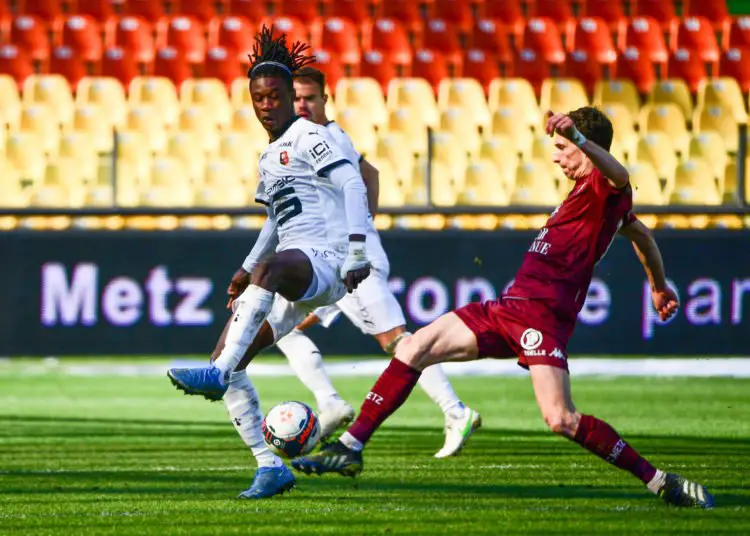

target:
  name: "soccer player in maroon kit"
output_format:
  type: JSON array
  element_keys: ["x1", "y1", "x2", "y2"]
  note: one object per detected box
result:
[{"x1": 293, "y1": 107, "x2": 714, "y2": 508}]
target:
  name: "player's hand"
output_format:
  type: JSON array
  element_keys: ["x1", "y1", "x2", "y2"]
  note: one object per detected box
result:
[
  {"x1": 340, "y1": 241, "x2": 370, "y2": 293},
  {"x1": 227, "y1": 268, "x2": 250, "y2": 310},
  {"x1": 546, "y1": 110, "x2": 580, "y2": 142},
  {"x1": 652, "y1": 287, "x2": 679, "y2": 321}
]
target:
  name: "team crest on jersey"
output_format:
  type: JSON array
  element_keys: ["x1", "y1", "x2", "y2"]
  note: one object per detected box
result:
[
  {"x1": 280, "y1": 151, "x2": 289, "y2": 165},
  {"x1": 520, "y1": 328, "x2": 543, "y2": 350}
]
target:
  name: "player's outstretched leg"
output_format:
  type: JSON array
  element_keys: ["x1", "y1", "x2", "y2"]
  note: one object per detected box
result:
[
  {"x1": 276, "y1": 328, "x2": 354, "y2": 441},
  {"x1": 530, "y1": 364, "x2": 713, "y2": 508}
]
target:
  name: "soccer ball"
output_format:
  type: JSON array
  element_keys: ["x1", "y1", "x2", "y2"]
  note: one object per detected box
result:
[{"x1": 262, "y1": 401, "x2": 321, "y2": 458}]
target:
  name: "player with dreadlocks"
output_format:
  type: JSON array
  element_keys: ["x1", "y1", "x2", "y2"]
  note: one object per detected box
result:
[{"x1": 168, "y1": 26, "x2": 372, "y2": 499}]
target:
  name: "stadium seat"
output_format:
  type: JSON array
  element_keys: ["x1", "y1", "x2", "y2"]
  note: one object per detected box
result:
[
  {"x1": 127, "y1": 104, "x2": 169, "y2": 153},
  {"x1": 114, "y1": 130, "x2": 151, "y2": 182},
  {"x1": 479, "y1": 135, "x2": 520, "y2": 192},
  {"x1": 30, "y1": 183, "x2": 79, "y2": 208},
  {"x1": 328, "y1": 0, "x2": 370, "y2": 25},
  {"x1": 469, "y1": 18, "x2": 513, "y2": 64},
  {"x1": 181, "y1": 78, "x2": 233, "y2": 128},
  {"x1": 227, "y1": 0, "x2": 267, "y2": 21},
  {"x1": 540, "y1": 78, "x2": 589, "y2": 116},
  {"x1": 61, "y1": 15, "x2": 102, "y2": 62},
  {"x1": 458, "y1": 159, "x2": 509, "y2": 206},
  {"x1": 102, "y1": 47, "x2": 139, "y2": 88},
  {"x1": 635, "y1": 0, "x2": 678, "y2": 32},
  {"x1": 626, "y1": 161, "x2": 665, "y2": 205},
  {"x1": 49, "y1": 46, "x2": 87, "y2": 90},
  {"x1": 509, "y1": 48, "x2": 553, "y2": 97},
  {"x1": 335, "y1": 77, "x2": 388, "y2": 129},
  {"x1": 721, "y1": 157, "x2": 740, "y2": 203},
  {"x1": 76, "y1": 0, "x2": 116, "y2": 23},
  {"x1": 424, "y1": 159, "x2": 459, "y2": 207},
  {"x1": 277, "y1": 0, "x2": 320, "y2": 24},
  {"x1": 430, "y1": 0, "x2": 474, "y2": 34},
  {"x1": 534, "y1": 0, "x2": 575, "y2": 29},
  {"x1": 0, "y1": 74, "x2": 21, "y2": 129},
  {"x1": 490, "y1": 107, "x2": 534, "y2": 158},
  {"x1": 366, "y1": 157, "x2": 405, "y2": 207},
  {"x1": 649, "y1": 78, "x2": 694, "y2": 122},
  {"x1": 208, "y1": 16, "x2": 254, "y2": 63},
  {"x1": 387, "y1": 78, "x2": 439, "y2": 127},
  {"x1": 59, "y1": 130, "x2": 98, "y2": 183},
  {"x1": 364, "y1": 18, "x2": 412, "y2": 66},
  {"x1": 71, "y1": 103, "x2": 116, "y2": 152},
  {"x1": 17, "y1": 0, "x2": 61, "y2": 20},
  {"x1": 42, "y1": 156, "x2": 85, "y2": 193},
  {"x1": 719, "y1": 48, "x2": 750, "y2": 94},
  {"x1": 320, "y1": 17, "x2": 360, "y2": 65},
  {"x1": 675, "y1": 17, "x2": 720, "y2": 63},
  {"x1": 511, "y1": 160, "x2": 562, "y2": 205},
  {"x1": 462, "y1": 49, "x2": 502, "y2": 95},
  {"x1": 0, "y1": 166, "x2": 28, "y2": 207},
  {"x1": 22, "y1": 74, "x2": 74, "y2": 126},
  {"x1": 564, "y1": 50, "x2": 604, "y2": 96},
  {"x1": 308, "y1": 49, "x2": 344, "y2": 94},
  {"x1": 684, "y1": 0, "x2": 731, "y2": 31},
  {"x1": 688, "y1": 131, "x2": 727, "y2": 183},
  {"x1": 437, "y1": 78, "x2": 491, "y2": 131},
  {"x1": 154, "y1": 47, "x2": 192, "y2": 89},
  {"x1": 521, "y1": 17, "x2": 565, "y2": 64},
  {"x1": 584, "y1": 0, "x2": 627, "y2": 32},
  {"x1": 723, "y1": 17, "x2": 750, "y2": 50},
  {"x1": 203, "y1": 46, "x2": 244, "y2": 88},
  {"x1": 387, "y1": 107, "x2": 429, "y2": 156},
  {"x1": 697, "y1": 77, "x2": 748, "y2": 123},
  {"x1": 358, "y1": 50, "x2": 398, "y2": 93},
  {"x1": 422, "y1": 18, "x2": 463, "y2": 69},
  {"x1": 179, "y1": 105, "x2": 220, "y2": 153},
  {"x1": 6, "y1": 131, "x2": 46, "y2": 185},
  {"x1": 231, "y1": 106, "x2": 271, "y2": 151},
  {"x1": 614, "y1": 46, "x2": 656, "y2": 95},
  {"x1": 19, "y1": 104, "x2": 60, "y2": 156},
  {"x1": 669, "y1": 159, "x2": 721, "y2": 205},
  {"x1": 334, "y1": 108, "x2": 378, "y2": 155},
  {"x1": 108, "y1": 15, "x2": 155, "y2": 64},
  {"x1": 143, "y1": 157, "x2": 194, "y2": 207},
  {"x1": 430, "y1": 131, "x2": 469, "y2": 188},
  {"x1": 693, "y1": 105, "x2": 739, "y2": 153},
  {"x1": 439, "y1": 108, "x2": 481, "y2": 158},
  {"x1": 259, "y1": 16, "x2": 310, "y2": 49},
  {"x1": 594, "y1": 79, "x2": 641, "y2": 120},
  {"x1": 125, "y1": 0, "x2": 166, "y2": 22},
  {"x1": 639, "y1": 103, "x2": 690, "y2": 154},
  {"x1": 379, "y1": 0, "x2": 423, "y2": 34},
  {"x1": 599, "y1": 102, "x2": 638, "y2": 155},
  {"x1": 219, "y1": 131, "x2": 259, "y2": 182},
  {"x1": 487, "y1": 77, "x2": 541, "y2": 131},
  {"x1": 159, "y1": 16, "x2": 207, "y2": 64},
  {"x1": 634, "y1": 132, "x2": 678, "y2": 188},
  {"x1": 10, "y1": 15, "x2": 51, "y2": 64},
  {"x1": 666, "y1": 48, "x2": 707, "y2": 94},
  {"x1": 570, "y1": 17, "x2": 617, "y2": 64},
  {"x1": 175, "y1": 0, "x2": 216, "y2": 24},
  {"x1": 376, "y1": 132, "x2": 415, "y2": 191},
  {"x1": 230, "y1": 76, "x2": 252, "y2": 108},
  {"x1": 621, "y1": 16, "x2": 668, "y2": 63},
  {"x1": 166, "y1": 131, "x2": 206, "y2": 184},
  {"x1": 196, "y1": 158, "x2": 249, "y2": 207}
]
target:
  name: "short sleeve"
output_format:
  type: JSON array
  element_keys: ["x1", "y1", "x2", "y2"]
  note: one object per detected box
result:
[
  {"x1": 297, "y1": 128, "x2": 350, "y2": 176},
  {"x1": 254, "y1": 178, "x2": 269, "y2": 206}
]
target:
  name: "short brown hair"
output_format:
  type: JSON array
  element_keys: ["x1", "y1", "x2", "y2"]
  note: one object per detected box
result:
[
  {"x1": 568, "y1": 106, "x2": 613, "y2": 151},
  {"x1": 293, "y1": 66, "x2": 326, "y2": 96}
]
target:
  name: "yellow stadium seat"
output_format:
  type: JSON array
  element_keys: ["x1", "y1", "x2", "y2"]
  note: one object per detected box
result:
[
  {"x1": 334, "y1": 78, "x2": 388, "y2": 129},
  {"x1": 0, "y1": 164, "x2": 28, "y2": 207},
  {"x1": 196, "y1": 158, "x2": 248, "y2": 207},
  {"x1": 479, "y1": 135, "x2": 519, "y2": 192},
  {"x1": 19, "y1": 104, "x2": 60, "y2": 156},
  {"x1": 722, "y1": 157, "x2": 738, "y2": 203},
  {"x1": 626, "y1": 162, "x2": 665, "y2": 205},
  {"x1": 29, "y1": 183, "x2": 76, "y2": 208},
  {"x1": 639, "y1": 103, "x2": 690, "y2": 154},
  {"x1": 511, "y1": 161, "x2": 562, "y2": 205},
  {"x1": 178, "y1": 105, "x2": 220, "y2": 154},
  {"x1": 83, "y1": 183, "x2": 115, "y2": 207},
  {"x1": 72, "y1": 104, "x2": 115, "y2": 152},
  {"x1": 220, "y1": 131, "x2": 259, "y2": 182},
  {"x1": 22, "y1": 74, "x2": 74, "y2": 126},
  {"x1": 697, "y1": 77, "x2": 748, "y2": 123},
  {"x1": 437, "y1": 78, "x2": 491, "y2": 131},
  {"x1": 115, "y1": 129, "x2": 151, "y2": 183},
  {"x1": 490, "y1": 107, "x2": 533, "y2": 158},
  {"x1": 76, "y1": 77, "x2": 127, "y2": 127},
  {"x1": 540, "y1": 78, "x2": 589, "y2": 118},
  {"x1": 59, "y1": 131, "x2": 98, "y2": 184},
  {"x1": 111, "y1": 160, "x2": 140, "y2": 207},
  {"x1": 143, "y1": 157, "x2": 193, "y2": 207},
  {"x1": 375, "y1": 132, "x2": 414, "y2": 191},
  {"x1": 386, "y1": 78, "x2": 438, "y2": 128},
  {"x1": 458, "y1": 159, "x2": 509, "y2": 206},
  {"x1": 366, "y1": 157, "x2": 405, "y2": 207},
  {"x1": 43, "y1": 156, "x2": 84, "y2": 193},
  {"x1": 594, "y1": 79, "x2": 642, "y2": 120},
  {"x1": 487, "y1": 78, "x2": 540, "y2": 130},
  {"x1": 231, "y1": 77, "x2": 252, "y2": 108},
  {"x1": 688, "y1": 132, "x2": 726, "y2": 183},
  {"x1": 648, "y1": 79, "x2": 693, "y2": 122},
  {"x1": 387, "y1": 107, "x2": 429, "y2": 156},
  {"x1": 431, "y1": 131, "x2": 468, "y2": 189},
  {"x1": 231, "y1": 105, "x2": 271, "y2": 151},
  {"x1": 335, "y1": 108, "x2": 378, "y2": 156},
  {"x1": 634, "y1": 132, "x2": 678, "y2": 190},
  {"x1": 167, "y1": 131, "x2": 206, "y2": 184},
  {"x1": 439, "y1": 107, "x2": 482, "y2": 157},
  {"x1": 129, "y1": 76, "x2": 180, "y2": 127},
  {"x1": 599, "y1": 103, "x2": 638, "y2": 156},
  {"x1": 0, "y1": 75, "x2": 22, "y2": 130},
  {"x1": 693, "y1": 105, "x2": 739, "y2": 153},
  {"x1": 127, "y1": 104, "x2": 169, "y2": 153},
  {"x1": 609, "y1": 139, "x2": 626, "y2": 164},
  {"x1": 429, "y1": 161, "x2": 458, "y2": 207},
  {"x1": 669, "y1": 159, "x2": 721, "y2": 205},
  {"x1": 6, "y1": 131, "x2": 45, "y2": 185},
  {"x1": 181, "y1": 78, "x2": 233, "y2": 128}
]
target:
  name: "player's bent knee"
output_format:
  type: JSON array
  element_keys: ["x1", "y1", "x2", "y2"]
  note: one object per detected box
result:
[{"x1": 542, "y1": 409, "x2": 579, "y2": 438}]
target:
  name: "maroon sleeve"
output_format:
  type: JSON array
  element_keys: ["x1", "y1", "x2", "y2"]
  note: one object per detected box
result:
[{"x1": 622, "y1": 212, "x2": 637, "y2": 227}]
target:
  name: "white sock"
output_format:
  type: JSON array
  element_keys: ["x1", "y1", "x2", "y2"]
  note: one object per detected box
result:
[
  {"x1": 339, "y1": 431, "x2": 364, "y2": 452},
  {"x1": 224, "y1": 370, "x2": 283, "y2": 468},
  {"x1": 213, "y1": 285, "x2": 274, "y2": 382},
  {"x1": 276, "y1": 328, "x2": 341, "y2": 411},
  {"x1": 647, "y1": 469, "x2": 666, "y2": 494},
  {"x1": 418, "y1": 364, "x2": 465, "y2": 417}
]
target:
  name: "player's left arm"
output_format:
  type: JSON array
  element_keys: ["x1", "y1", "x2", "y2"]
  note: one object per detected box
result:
[
  {"x1": 359, "y1": 157, "x2": 380, "y2": 217},
  {"x1": 546, "y1": 110, "x2": 629, "y2": 188},
  {"x1": 619, "y1": 216, "x2": 679, "y2": 321}
]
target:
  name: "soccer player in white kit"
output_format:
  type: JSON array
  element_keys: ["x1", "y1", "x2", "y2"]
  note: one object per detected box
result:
[
  {"x1": 168, "y1": 27, "x2": 372, "y2": 499},
  {"x1": 274, "y1": 67, "x2": 482, "y2": 458}
]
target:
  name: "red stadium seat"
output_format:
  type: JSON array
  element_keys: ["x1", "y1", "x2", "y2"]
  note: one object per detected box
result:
[
  {"x1": 431, "y1": 0, "x2": 474, "y2": 34},
  {"x1": 482, "y1": 0, "x2": 525, "y2": 38},
  {"x1": 320, "y1": 17, "x2": 360, "y2": 65},
  {"x1": 469, "y1": 18, "x2": 512, "y2": 63},
  {"x1": 522, "y1": 17, "x2": 565, "y2": 64},
  {"x1": 75, "y1": 0, "x2": 116, "y2": 23},
  {"x1": 635, "y1": 0, "x2": 678, "y2": 32},
  {"x1": 720, "y1": 48, "x2": 750, "y2": 93},
  {"x1": 173, "y1": 0, "x2": 216, "y2": 24},
  {"x1": 260, "y1": 16, "x2": 309, "y2": 47},
  {"x1": 125, "y1": 0, "x2": 166, "y2": 22},
  {"x1": 622, "y1": 16, "x2": 668, "y2": 63},
  {"x1": 228, "y1": 0, "x2": 267, "y2": 20},
  {"x1": 61, "y1": 15, "x2": 102, "y2": 62},
  {"x1": 159, "y1": 16, "x2": 207, "y2": 64},
  {"x1": 675, "y1": 17, "x2": 720, "y2": 63},
  {"x1": 50, "y1": 45, "x2": 87, "y2": 90},
  {"x1": 17, "y1": 0, "x2": 62, "y2": 20},
  {"x1": 359, "y1": 49, "x2": 397, "y2": 93},
  {"x1": 204, "y1": 46, "x2": 243, "y2": 87},
  {"x1": 0, "y1": 44, "x2": 34, "y2": 90},
  {"x1": 10, "y1": 15, "x2": 51, "y2": 63},
  {"x1": 462, "y1": 49, "x2": 501, "y2": 94},
  {"x1": 724, "y1": 17, "x2": 750, "y2": 51},
  {"x1": 685, "y1": 0, "x2": 730, "y2": 31},
  {"x1": 510, "y1": 48, "x2": 552, "y2": 96},
  {"x1": 365, "y1": 18, "x2": 412, "y2": 66},
  {"x1": 327, "y1": 0, "x2": 370, "y2": 25},
  {"x1": 615, "y1": 46, "x2": 656, "y2": 95},
  {"x1": 279, "y1": 0, "x2": 320, "y2": 23},
  {"x1": 570, "y1": 17, "x2": 617, "y2": 64},
  {"x1": 422, "y1": 19, "x2": 462, "y2": 66},
  {"x1": 108, "y1": 16, "x2": 155, "y2": 64},
  {"x1": 154, "y1": 46, "x2": 192, "y2": 88},
  {"x1": 534, "y1": 0, "x2": 574, "y2": 23},
  {"x1": 208, "y1": 16, "x2": 255, "y2": 63},
  {"x1": 584, "y1": 0, "x2": 626, "y2": 31},
  {"x1": 102, "y1": 46, "x2": 140, "y2": 88},
  {"x1": 411, "y1": 49, "x2": 450, "y2": 95},
  {"x1": 564, "y1": 49, "x2": 604, "y2": 96},
  {"x1": 311, "y1": 48, "x2": 346, "y2": 91},
  {"x1": 380, "y1": 0, "x2": 422, "y2": 33},
  {"x1": 667, "y1": 48, "x2": 708, "y2": 94}
]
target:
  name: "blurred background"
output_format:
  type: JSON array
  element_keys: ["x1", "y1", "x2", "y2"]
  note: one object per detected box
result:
[{"x1": 1, "y1": 0, "x2": 749, "y2": 358}]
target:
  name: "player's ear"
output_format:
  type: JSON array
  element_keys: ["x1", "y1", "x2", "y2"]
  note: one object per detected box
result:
[{"x1": 323, "y1": 93, "x2": 328, "y2": 105}]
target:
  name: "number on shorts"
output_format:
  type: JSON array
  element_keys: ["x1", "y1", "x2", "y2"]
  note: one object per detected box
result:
[{"x1": 272, "y1": 187, "x2": 302, "y2": 227}]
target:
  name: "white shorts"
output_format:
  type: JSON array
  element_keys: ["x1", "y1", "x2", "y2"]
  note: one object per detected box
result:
[
  {"x1": 265, "y1": 246, "x2": 346, "y2": 342},
  {"x1": 312, "y1": 268, "x2": 406, "y2": 336}
]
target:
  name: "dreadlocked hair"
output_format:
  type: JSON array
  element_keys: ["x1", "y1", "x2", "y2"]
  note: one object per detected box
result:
[{"x1": 247, "y1": 25, "x2": 315, "y2": 87}]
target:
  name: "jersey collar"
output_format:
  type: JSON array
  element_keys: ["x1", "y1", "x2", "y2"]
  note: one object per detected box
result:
[{"x1": 271, "y1": 115, "x2": 300, "y2": 142}]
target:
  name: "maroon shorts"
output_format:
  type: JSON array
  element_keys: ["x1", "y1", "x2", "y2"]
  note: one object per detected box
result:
[{"x1": 454, "y1": 297, "x2": 572, "y2": 372}]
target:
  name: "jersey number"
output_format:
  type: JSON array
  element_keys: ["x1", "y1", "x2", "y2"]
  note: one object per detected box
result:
[{"x1": 272, "y1": 187, "x2": 302, "y2": 227}]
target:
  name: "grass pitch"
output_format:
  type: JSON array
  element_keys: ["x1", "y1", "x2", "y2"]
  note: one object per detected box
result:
[{"x1": 0, "y1": 360, "x2": 748, "y2": 535}]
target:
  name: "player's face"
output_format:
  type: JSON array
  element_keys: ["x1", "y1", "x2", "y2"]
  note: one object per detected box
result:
[
  {"x1": 250, "y1": 76, "x2": 294, "y2": 136},
  {"x1": 293, "y1": 80, "x2": 328, "y2": 124},
  {"x1": 552, "y1": 135, "x2": 586, "y2": 180}
]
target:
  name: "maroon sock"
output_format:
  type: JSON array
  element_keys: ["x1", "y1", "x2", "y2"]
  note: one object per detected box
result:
[
  {"x1": 573, "y1": 414, "x2": 657, "y2": 485},
  {"x1": 347, "y1": 359, "x2": 422, "y2": 445}
]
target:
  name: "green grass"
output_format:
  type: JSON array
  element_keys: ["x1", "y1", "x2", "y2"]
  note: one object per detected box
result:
[{"x1": 0, "y1": 365, "x2": 749, "y2": 535}]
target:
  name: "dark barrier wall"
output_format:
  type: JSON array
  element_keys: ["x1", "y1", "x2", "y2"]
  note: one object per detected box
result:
[{"x1": 1, "y1": 230, "x2": 749, "y2": 356}]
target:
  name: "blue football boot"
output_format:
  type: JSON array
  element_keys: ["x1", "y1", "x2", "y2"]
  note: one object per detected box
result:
[
  {"x1": 167, "y1": 365, "x2": 228, "y2": 401},
  {"x1": 237, "y1": 465, "x2": 296, "y2": 499}
]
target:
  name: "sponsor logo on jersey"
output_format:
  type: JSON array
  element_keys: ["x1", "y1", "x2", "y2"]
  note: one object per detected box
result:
[
  {"x1": 265, "y1": 176, "x2": 296, "y2": 196},
  {"x1": 278, "y1": 140, "x2": 293, "y2": 148},
  {"x1": 309, "y1": 139, "x2": 333, "y2": 164},
  {"x1": 550, "y1": 347, "x2": 566, "y2": 360},
  {"x1": 528, "y1": 227, "x2": 551, "y2": 255},
  {"x1": 280, "y1": 150, "x2": 289, "y2": 165},
  {"x1": 520, "y1": 328, "x2": 543, "y2": 350}
]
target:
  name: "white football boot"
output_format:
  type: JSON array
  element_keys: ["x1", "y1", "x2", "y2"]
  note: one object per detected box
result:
[
  {"x1": 318, "y1": 399, "x2": 355, "y2": 443},
  {"x1": 434, "y1": 405, "x2": 482, "y2": 458}
]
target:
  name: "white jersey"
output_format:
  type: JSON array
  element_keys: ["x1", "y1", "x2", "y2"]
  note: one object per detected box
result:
[{"x1": 255, "y1": 117, "x2": 353, "y2": 252}]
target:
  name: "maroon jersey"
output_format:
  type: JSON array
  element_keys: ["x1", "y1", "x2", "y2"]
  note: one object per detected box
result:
[{"x1": 506, "y1": 168, "x2": 635, "y2": 324}]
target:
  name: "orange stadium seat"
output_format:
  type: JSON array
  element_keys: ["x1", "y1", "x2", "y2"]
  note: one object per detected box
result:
[
  {"x1": 10, "y1": 15, "x2": 51, "y2": 64},
  {"x1": 312, "y1": 48, "x2": 346, "y2": 91},
  {"x1": 380, "y1": 0, "x2": 423, "y2": 34},
  {"x1": 17, "y1": 0, "x2": 62, "y2": 20},
  {"x1": 521, "y1": 17, "x2": 565, "y2": 64},
  {"x1": 635, "y1": 0, "x2": 678, "y2": 32},
  {"x1": 482, "y1": 0, "x2": 525, "y2": 39},
  {"x1": 719, "y1": 48, "x2": 750, "y2": 93},
  {"x1": 462, "y1": 49, "x2": 501, "y2": 94},
  {"x1": 534, "y1": 0, "x2": 574, "y2": 28},
  {"x1": 174, "y1": 0, "x2": 216, "y2": 24},
  {"x1": 365, "y1": 18, "x2": 412, "y2": 66},
  {"x1": 159, "y1": 16, "x2": 206, "y2": 64},
  {"x1": 666, "y1": 48, "x2": 707, "y2": 94},
  {"x1": 125, "y1": 0, "x2": 166, "y2": 22},
  {"x1": 412, "y1": 49, "x2": 450, "y2": 94},
  {"x1": 204, "y1": 46, "x2": 244, "y2": 88},
  {"x1": 279, "y1": 0, "x2": 320, "y2": 24},
  {"x1": 0, "y1": 0, "x2": 9, "y2": 40},
  {"x1": 684, "y1": 0, "x2": 731, "y2": 31},
  {"x1": 61, "y1": 15, "x2": 102, "y2": 62},
  {"x1": 102, "y1": 47, "x2": 139, "y2": 87},
  {"x1": 469, "y1": 18, "x2": 513, "y2": 64},
  {"x1": 359, "y1": 50, "x2": 397, "y2": 93},
  {"x1": 76, "y1": 0, "x2": 116, "y2": 23},
  {"x1": 154, "y1": 47, "x2": 192, "y2": 89},
  {"x1": 260, "y1": 16, "x2": 310, "y2": 48},
  {"x1": 431, "y1": 0, "x2": 474, "y2": 34},
  {"x1": 570, "y1": 17, "x2": 617, "y2": 64},
  {"x1": 564, "y1": 50, "x2": 604, "y2": 96},
  {"x1": 227, "y1": 0, "x2": 267, "y2": 20},
  {"x1": 584, "y1": 0, "x2": 627, "y2": 32},
  {"x1": 328, "y1": 0, "x2": 370, "y2": 25},
  {"x1": 422, "y1": 19, "x2": 462, "y2": 67},
  {"x1": 320, "y1": 17, "x2": 360, "y2": 65},
  {"x1": 49, "y1": 45, "x2": 86, "y2": 90},
  {"x1": 724, "y1": 17, "x2": 750, "y2": 50},
  {"x1": 108, "y1": 15, "x2": 155, "y2": 64},
  {"x1": 621, "y1": 16, "x2": 668, "y2": 63},
  {"x1": 208, "y1": 16, "x2": 255, "y2": 63},
  {"x1": 510, "y1": 48, "x2": 553, "y2": 96},
  {"x1": 675, "y1": 17, "x2": 720, "y2": 63},
  {"x1": 614, "y1": 46, "x2": 656, "y2": 95}
]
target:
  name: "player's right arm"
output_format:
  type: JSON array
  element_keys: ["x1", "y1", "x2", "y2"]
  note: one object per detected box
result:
[
  {"x1": 619, "y1": 217, "x2": 679, "y2": 320},
  {"x1": 359, "y1": 157, "x2": 380, "y2": 216}
]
